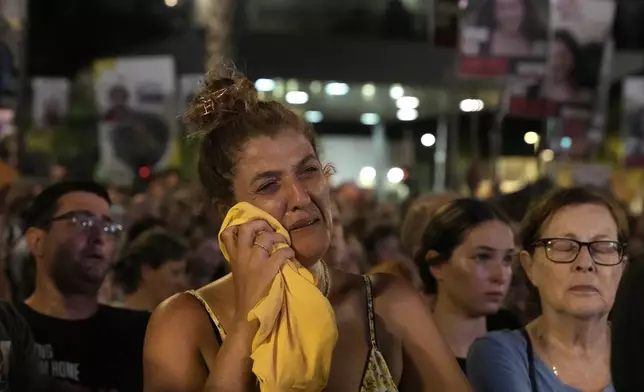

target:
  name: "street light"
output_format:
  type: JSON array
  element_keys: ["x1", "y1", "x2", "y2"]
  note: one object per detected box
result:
[{"x1": 524, "y1": 131, "x2": 539, "y2": 145}]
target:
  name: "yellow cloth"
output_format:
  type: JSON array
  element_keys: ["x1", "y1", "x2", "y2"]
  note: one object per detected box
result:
[{"x1": 218, "y1": 202, "x2": 338, "y2": 392}]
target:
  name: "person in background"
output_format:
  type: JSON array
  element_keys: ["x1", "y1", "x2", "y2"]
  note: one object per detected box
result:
[
  {"x1": 0, "y1": 185, "x2": 47, "y2": 391},
  {"x1": 468, "y1": 187, "x2": 626, "y2": 392},
  {"x1": 344, "y1": 232, "x2": 368, "y2": 274},
  {"x1": 185, "y1": 252, "x2": 228, "y2": 290},
  {"x1": 160, "y1": 189, "x2": 193, "y2": 236},
  {"x1": 114, "y1": 228, "x2": 188, "y2": 312},
  {"x1": 399, "y1": 192, "x2": 458, "y2": 294},
  {"x1": 324, "y1": 201, "x2": 357, "y2": 273},
  {"x1": 611, "y1": 257, "x2": 644, "y2": 391},
  {"x1": 18, "y1": 181, "x2": 150, "y2": 392},
  {"x1": 158, "y1": 168, "x2": 182, "y2": 190},
  {"x1": 364, "y1": 225, "x2": 406, "y2": 268},
  {"x1": 415, "y1": 198, "x2": 520, "y2": 372},
  {"x1": 97, "y1": 217, "x2": 168, "y2": 306},
  {"x1": 125, "y1": 216, "x2": 167, "y2": 245},
  {"x1": 400, "y1": 193, "x2": 458, "y2": 258},
  {"x1": 365, "y1": 225, "x2": 419, "y2": 288}
]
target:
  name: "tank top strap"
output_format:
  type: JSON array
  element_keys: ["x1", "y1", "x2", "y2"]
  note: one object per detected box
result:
[
  {"x1": 185, "y1": 290, "x2": 227, "y2": 343},
  {"x1": 362, "y1": 275, "x2": 378, "y2": 348}
]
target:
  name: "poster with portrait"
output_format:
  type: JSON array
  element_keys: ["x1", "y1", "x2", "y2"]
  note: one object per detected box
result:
[
  {"x1": 622, "y1": 77, "x2": 644, "y2": 168},
  {"x1": 93, "y1": 56, "x2": 176, "y2": 185},
  {"x1": 0, "y1": 0, "x2": 23, "y2": 104},
  {"x1": 542, "y1": 0, "x2": 616, "y2": 158},
  {"x1": 31, "y1": 78, "x2": 70, "y2": 129},
  {"x1": 458, "y1": 0, "x2": 549, "y2": 78}
]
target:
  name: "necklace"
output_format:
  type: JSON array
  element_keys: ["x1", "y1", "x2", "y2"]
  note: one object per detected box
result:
[
  {"x1": 318, "y1": 260, "x2": 331, "y2": 297},
  {"x1": 534, "y1": 323, "x2": 560, "y2": 376}
]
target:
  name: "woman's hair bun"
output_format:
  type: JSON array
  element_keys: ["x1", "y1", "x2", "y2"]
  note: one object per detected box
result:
[{"x1": 183, "y1": 62, "x2": 259, "y2": 133}]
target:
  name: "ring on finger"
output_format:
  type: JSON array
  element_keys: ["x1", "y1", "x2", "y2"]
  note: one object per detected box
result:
[{"x1": 253, "y1": 240, "x2": 270, "y2": 254}]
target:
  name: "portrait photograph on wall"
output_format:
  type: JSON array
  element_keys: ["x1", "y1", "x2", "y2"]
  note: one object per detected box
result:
[
  {"x1": 459, "y1": 0, "x2": 549, "y2": 78},
  {"x1": 93, "y1": 56, "x2": 176, "y2": 185}
]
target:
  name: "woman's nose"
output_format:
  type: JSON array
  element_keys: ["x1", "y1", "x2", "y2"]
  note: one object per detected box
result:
[
  {"x1": 490, "y1": 262, "x2": 511, "y2": 284},
  {"x1": 285, "y1": 179, "x2": 311, "y2": 208}
]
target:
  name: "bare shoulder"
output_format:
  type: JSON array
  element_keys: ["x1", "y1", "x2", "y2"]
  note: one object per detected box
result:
[
  {"x1": 149, "y1": 276, "x2": 234, "y2": 340},
  {"x1": 368, "y1": 273, "x2": 432, "y2": 334},
  {"x1": 144, "y1": 279, "x2": 234, "y2": 392},
  {"x1": 147, "y1": 292, "x2": 213, "y2": 342}
]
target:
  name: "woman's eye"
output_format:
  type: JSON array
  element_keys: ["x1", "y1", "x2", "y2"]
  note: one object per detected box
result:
[
  {"x1": 257, "y1": 182, "x2": 278, "y2": 193},
  {"x1": 303, "y1": 166, "x2": 319, "y2": 174}
]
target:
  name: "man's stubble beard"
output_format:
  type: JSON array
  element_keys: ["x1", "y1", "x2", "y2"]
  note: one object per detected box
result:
[{"x1": 49, "y1": 246, "x2": 106, "y2": 296}]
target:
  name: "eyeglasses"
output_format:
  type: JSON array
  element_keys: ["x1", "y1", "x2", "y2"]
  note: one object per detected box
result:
[
  {"x1": 531, "y1": 238, "x2": 626, "y2": 266},
  {"x1": 50, "y1": 211, "x2": 123, "y2": 238}
]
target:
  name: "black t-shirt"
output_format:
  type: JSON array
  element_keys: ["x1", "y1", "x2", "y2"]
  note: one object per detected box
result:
[
  {"x1": 0, "y1": 302, "x2": 43, "y2": 391},
  {"x1": 455, "y1": 308, "x2": 522, "y2": 373},
  {"x1": 611, "y1": 259, "x2": 644, "y2": 392},
  {"x1": 15, "y1": 302, "x2": 150, "y2": 392}
]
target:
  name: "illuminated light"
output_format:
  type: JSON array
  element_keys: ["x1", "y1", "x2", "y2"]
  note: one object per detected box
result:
[
  {"x1": 396, "y1": 96, "x2": 419, "y2": 109},
  {"x1": 362, "y1": 83, "x2": 376, "y2": 98},
  {"x1": 524, "y1": 131, "x2": 540, "y2": 145},
  {"x1": 459, "y1": 99, "x2": 473, "y2": 112},
  {"x1": 305, "y1": 111, "x2": 323, "y2": 123},
  {"x1": 396, "y1": 108, "x2": 418, "y2": 121},
  {"x1": 459, "y1": 98, "x2": 484, "y2": 112},
  {"x1": 387, "y1": 167, "x2": 405, "y2": 184},
  {"x1": 285, "y1": 91, "x2": 308, "y2": 105},
  {"x1": 165, "y1": 0, "x2": 178, "y2": 7},
  {"x1": 324, "y1": 82, "x2": 349, "y2": 96},
  {"x1": 358, "y1": 166, "x2": 377, "y2": 188},
  {"x1": 389, "y1": 84, "x2": 404, "y2": 99},
  {"x1": 359, "y1": 166, "x2": 377, "y2": 182},
  {"x1": 421, "y1": 133, "x2": 436, "y2": 147},
  {"x1": 360, "y1": 113, "x2": 380, "y2": 125},
  {"x1": 138, "y1": 166, "x2": 151, "y2": 179},
  {"x1": 540, "y1": 149, "x2": 554, "y2": 162},
  {"x1": 560, "y1": 137, "x2": 572, "y2": 150},
  {"x1": 255, "y1": 78, "x2": 276, "y2": 92}
]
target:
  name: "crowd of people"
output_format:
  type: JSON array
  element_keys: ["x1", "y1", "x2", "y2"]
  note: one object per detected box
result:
[{"x1": 0, "y1": 64, "x2": 643, "y2": 391}]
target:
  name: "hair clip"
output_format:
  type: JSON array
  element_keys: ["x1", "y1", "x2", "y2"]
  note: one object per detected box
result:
[{"x1": 202, "y1": 98, "x2": 215, "y2": 116}]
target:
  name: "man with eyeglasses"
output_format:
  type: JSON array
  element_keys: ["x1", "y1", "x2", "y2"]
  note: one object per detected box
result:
[{"x1": 15, "y1": 181, "x2": 150, "y2": 392}]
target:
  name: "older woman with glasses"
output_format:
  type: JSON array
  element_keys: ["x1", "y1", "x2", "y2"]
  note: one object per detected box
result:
[{"x1": 467, "y1": 187, "x2": 627, "y2": 392}]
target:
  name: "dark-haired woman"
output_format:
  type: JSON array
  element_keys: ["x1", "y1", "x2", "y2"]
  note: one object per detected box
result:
[
  {"x1": 544, "y1": 30, "x2": 592, "y2": 103},
  {"x1": 476, "y1": 0, "x2": 547, "y2": 57},
  {"x1": 415, "y1": 198, "x2": 520, "y2": 372},
  {"x1": 468, "y1": 188, "x2": 625, "y2": 392},
  {"x1": 115, "y1": 228, "x2": 188, "y2": 312},
  {"x1": 142, "y1": 68, "x2": 471, "y2": 392}
]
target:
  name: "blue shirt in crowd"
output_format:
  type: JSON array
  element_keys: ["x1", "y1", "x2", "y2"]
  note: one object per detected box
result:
[{"x1": 467, "y1": 330, "x2": 615, "y2": 392}]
